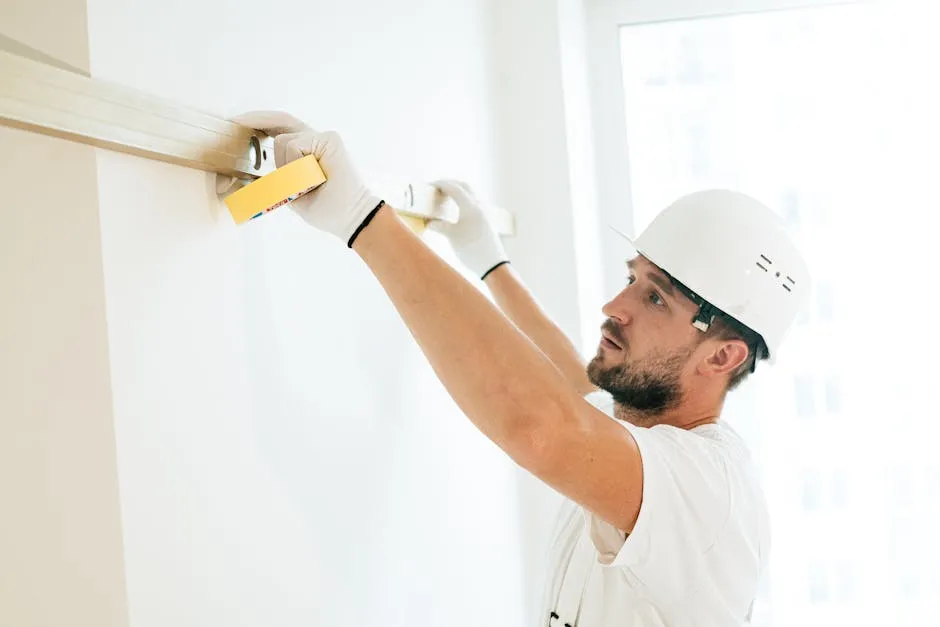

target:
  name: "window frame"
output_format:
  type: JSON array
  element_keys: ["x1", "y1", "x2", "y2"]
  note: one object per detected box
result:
[{"x1": 582, "y1": 0, "x2": 865, "y2": 297}]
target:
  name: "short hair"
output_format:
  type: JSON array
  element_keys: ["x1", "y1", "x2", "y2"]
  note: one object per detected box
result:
[{"x1": 701, "y1": 313, "x2": 767, "y2": 391}]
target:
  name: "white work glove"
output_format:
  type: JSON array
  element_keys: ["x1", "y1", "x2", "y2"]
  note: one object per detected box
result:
[
  {"x1": 431, "y1": 179, "x2": 509, "y2": 280},
  {"x1": 230, "y1": 111, "x2": 384, "y2": 247}
]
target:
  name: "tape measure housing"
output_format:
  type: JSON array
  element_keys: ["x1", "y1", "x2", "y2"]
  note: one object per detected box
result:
[{"x1": 223, "y1": 155, "x2": 327, "y2": 224}]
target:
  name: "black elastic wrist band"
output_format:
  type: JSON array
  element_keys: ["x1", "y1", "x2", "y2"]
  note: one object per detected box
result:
[
  {"x1": 481, "y1": 260, "x2": 510, "y2": 281},
  {"x1": 347, "y1": 200, "x2": 386, "y2": 248}
]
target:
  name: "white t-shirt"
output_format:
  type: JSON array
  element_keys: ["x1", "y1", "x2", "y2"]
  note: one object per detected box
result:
[{"x1": 537, "y1": 389, "x2": 770, "y2": 627}]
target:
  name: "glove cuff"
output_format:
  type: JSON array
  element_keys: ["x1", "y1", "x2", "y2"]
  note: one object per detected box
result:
[
  {"x1": 461, "y1": 236, "x2": 509, "y2": 279},
  {"x1": 347, "y1": 200, "x2": 386, "y2": 248},
  {"x1": 480, "y1": 260, "x2": 510, "y2": 281}
]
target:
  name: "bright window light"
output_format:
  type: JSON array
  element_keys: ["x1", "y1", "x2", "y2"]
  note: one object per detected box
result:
[{"x1": 620, "y1": 3, "x2": 940, "y2": 626}]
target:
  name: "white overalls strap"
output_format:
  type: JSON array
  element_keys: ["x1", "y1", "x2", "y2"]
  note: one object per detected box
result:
[{"x1": 549, "y1": 527, "x2": 595, "y2": 627}]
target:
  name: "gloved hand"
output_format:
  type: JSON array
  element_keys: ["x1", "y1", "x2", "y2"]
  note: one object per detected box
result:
[
  {"x1": 431, "y1": 179, "x2": 509, "y2": 280},
  {"x1": 230, "y1": 111, "x2": 384, "y2": 247}
]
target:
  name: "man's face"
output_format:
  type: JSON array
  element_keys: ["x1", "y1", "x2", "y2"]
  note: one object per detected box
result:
[{"x1": 587, "y1": 255, "x2": 703, "y2": 417}]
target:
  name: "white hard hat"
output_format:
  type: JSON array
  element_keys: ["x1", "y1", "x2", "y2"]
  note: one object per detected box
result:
[{"x1": 619, "y1": 189, "x2": 812, "y2": 364}]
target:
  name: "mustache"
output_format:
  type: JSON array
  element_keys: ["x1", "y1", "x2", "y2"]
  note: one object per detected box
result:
[{"x1": 601, "y1": 319, "x2": 627, "y2": 348}]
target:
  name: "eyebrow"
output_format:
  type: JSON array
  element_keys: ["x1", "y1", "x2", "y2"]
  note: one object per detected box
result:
[{"x1": 627, "y1": 259, "x2": 678, "y2": 300}]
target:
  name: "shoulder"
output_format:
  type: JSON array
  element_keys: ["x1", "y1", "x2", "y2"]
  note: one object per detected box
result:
[
  {"x1": 587, "y1": 386, "x2": 754, "y2": 472},
  {"x1": 582, "y1": 388, "x2": 762, "y2": 516}
]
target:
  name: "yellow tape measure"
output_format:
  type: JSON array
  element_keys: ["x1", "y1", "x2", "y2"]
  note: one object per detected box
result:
[
  {"x1": 222, "y1": 155, "x2": 430, "y2": 236},
  {"x1": 223, "y1": 155, "x2": 327, "y2": 224}
]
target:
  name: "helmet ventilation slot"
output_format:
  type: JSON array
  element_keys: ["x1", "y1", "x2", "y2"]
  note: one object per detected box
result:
[{"x1": 757, "y1": 254, "x2": 797, "y2": 293}]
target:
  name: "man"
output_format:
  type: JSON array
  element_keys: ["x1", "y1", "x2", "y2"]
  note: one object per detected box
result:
[{"x1": 234, "y1": 112, "x2": 811, "y2": 626}]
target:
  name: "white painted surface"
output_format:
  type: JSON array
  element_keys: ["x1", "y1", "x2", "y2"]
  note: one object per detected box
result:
[
  {"x1": 0, "y1": 0, "x2": 89, "y2": 71},
  {"x1": 484, "y1": 0, "x2": 585, "y2": 350},
  {"x1": 585, "y1": 1, "x2": 642, "y2": 300},
  {"x1": 482, "y1": 2, "x2": 609, "y2": 624},
  {"x1": 555, "y1": 0, "x2": 606, "y2": 355},
  {"x1": 0, "y1": 125, "x2": 130, "y2": 627},
  {"x1": 1, "y1": 7, "x2": 130, "y2": 625},
  {"x1": 86, "y1": 1, "x2": 534, "y2": 625},
  {"x1": 1, "y1": 1, "x2": 609, "y2": 624}
]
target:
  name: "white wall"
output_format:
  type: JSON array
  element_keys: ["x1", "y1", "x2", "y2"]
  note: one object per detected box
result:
[
  {"x1": 0, "y1": 125, "x2": 130, "y2": 627},
  {"x1": 85, "y1": 1, "x2": 533, "y2": 626},
  {"x1": 0, "y1": 6, "x2": 130, "y2": 626},
  {"x1": 2, "y1": 1, "x2": 605, "y2": 625},
  {"x1": 481, "y1": 1, "x2": 606, "y2": 623},
  {"x1": 0, "y1": 0, "x2": 89, "y2": 71}
]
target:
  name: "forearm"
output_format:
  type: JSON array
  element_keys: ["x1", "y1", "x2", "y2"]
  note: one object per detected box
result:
[
  {"x1": 484, "y1": 264, "x2": 597, "y2": 396},
  {"x1": 352, "y1": 205, "x2": 578, "y2": 455}
]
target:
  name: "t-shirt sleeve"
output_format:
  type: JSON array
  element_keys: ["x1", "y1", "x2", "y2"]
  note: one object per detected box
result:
[{"x1": 584, "y1": 419, "x2": 732, "y2": 598}]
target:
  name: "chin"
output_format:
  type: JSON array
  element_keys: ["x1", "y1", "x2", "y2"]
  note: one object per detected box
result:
[{"x1": 586, "y1": 353, "x2": 616, "y2": 386}]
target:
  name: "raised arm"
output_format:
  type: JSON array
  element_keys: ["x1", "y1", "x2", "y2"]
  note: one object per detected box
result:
[
  {"x1": 354, "y1": 203, "x2": 642, "y2": 532},
  {"x1": 430, "y1": 180, "x2": 597, "y2": 396},
  {"x1": 232, "y1": 116, "x2": 644, "y2": 532},
  {"x1": 483, "y1": 264, "x2": 597, "y2": 396}
]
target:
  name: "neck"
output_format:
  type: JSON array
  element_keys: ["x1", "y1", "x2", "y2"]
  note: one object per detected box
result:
[{"x1": 613, "y1": 393, "x2": 725, "y2": 430}]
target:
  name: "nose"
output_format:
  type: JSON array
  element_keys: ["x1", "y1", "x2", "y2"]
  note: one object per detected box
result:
[{"x1": 601, "y1": 288, "x2": 634, "y2": 326}]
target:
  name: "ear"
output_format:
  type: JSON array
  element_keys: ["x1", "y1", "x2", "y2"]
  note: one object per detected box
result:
[{"x1": 699, "y1": 339, "x2": 750, "y2": 377}]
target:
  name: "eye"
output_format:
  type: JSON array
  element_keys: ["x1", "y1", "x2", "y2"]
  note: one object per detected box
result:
[{"x1": 626, "y1": 273, "x2": 666, "y2": 309}]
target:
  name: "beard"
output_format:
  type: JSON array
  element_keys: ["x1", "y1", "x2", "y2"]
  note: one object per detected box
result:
[{"x1": 587, "y1": 330, "x2": 692, "y2": 417}]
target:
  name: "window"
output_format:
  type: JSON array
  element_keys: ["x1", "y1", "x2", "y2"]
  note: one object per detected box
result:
[
  {"x1": 617, "y1": 2, "x2": 940, "y2": 625},
  {"x1": 793, "y1": 374, "x2": 816, "y2": 420}
]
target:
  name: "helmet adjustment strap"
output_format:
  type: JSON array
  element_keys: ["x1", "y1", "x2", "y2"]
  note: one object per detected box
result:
[
  {"x1": 661, "y1": 269, "x2": 765, "y2": 373},
  {"x1": 660, "y1": 269, "x2": 715, "y2": 333},
  {"x1": 692, "y1": 302, "x2": 718, "y2": 333}
]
